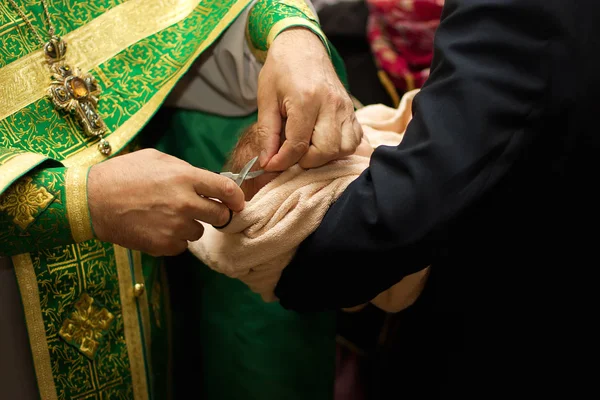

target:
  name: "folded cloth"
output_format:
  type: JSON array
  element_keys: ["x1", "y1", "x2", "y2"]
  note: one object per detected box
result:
[
  {"x1": 188, "y1": 89, "x2": 429, "y2": 311},
  {"x1": 189, "y1": 156, "x2": 369, "y2": 302}
]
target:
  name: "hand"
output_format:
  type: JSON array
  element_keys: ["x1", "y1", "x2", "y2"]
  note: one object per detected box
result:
[
  {"x1": 257, "y1": 28, "x2": 363, "y2": 171},
  {"x1": 87, "y1": 149, "x2": 245, "y2": 256},
  {"x1": 354, "y1": 135, "x2": 374, "y2": 158}
]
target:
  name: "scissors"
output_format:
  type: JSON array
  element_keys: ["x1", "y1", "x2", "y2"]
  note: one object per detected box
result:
[
  {"x1": 213, "y1": 156, "x2": 264, "y2": 229},
  {"x1": 220, "y1": 156, "x2": 264, "y2": 186}
]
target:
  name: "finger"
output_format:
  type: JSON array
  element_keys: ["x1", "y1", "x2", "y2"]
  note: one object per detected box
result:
[
  {"x1": 257, "y1": 82, "x2": 283, "y2": 168},
  {"x1": 340, "y1": 116, "x2": 364, "y2": 156},
  {"x1": 162, "y1": 240, "x2": 188, "y2": 257},
  {"x1": 264, "y1": 104, "x2": 319, "y2": 171},
  {"x1": 297, "y1": 111, "x2": 341, "y2": 169},
  {"x1": 212, "y1": 209, "x2": 233, "y2": 230},
  {"x1": 176, "y1": 220, "x2": 205, "y2": 242},
  {"x1": 147, "y1": 238, "x2": 188, "y2": 258},
  {"x1": 192, "y1": 169, "x2": 245, "y2": 212},
  {"x1": 354, "y1": 135, "x2": 374, "y2": 157},
  {"x1": 189, "y1": 195, "x2": 235, "y2": 227}
]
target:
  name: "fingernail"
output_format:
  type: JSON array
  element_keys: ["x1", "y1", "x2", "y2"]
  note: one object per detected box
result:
[{"x1": 259, "y1": 150, "x2": 267, "y2": 167}]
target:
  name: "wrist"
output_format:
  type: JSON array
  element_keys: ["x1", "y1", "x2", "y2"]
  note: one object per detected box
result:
[
  {"x1": 270, "y1": 26, "x2": 327, "y2": 55},
  {"x1": 246, "y1": 0, "x2": 330, "y2": 62}
]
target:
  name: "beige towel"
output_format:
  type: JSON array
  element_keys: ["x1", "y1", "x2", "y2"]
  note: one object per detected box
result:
[
  {"x1": 188, "y1": 89, "x2": 429, "y2": 311},
  {"x1": 189, "y1": 156, "x2": 369, "y2": 302}
]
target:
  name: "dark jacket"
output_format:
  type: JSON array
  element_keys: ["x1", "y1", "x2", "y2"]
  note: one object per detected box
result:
[{"x1": 276, "y1": 0, "x2": 599, "y2": 396}]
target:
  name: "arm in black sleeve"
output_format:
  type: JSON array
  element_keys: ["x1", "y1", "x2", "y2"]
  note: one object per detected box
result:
[{"x1": 274, "y1": 0, "x2": 561, "y2": 311}]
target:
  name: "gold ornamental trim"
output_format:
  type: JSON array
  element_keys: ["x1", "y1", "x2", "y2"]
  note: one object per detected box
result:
[
  {"x1": 132, "y1": 250, "x2": 154, "y2": 389},
  {"x1": 0, "y1": 152, "x2": 48, "y2": 194},
  {"x1": 0, "y1": 0, "x2": 202, "y2": 122},
  {"x1": 115, "y1": 245, "x2": 150, "y2": 400},
  {"x1": 65, "y1": 167, "x2": 94, "y2": 243},
  {"x1": 12, "y1": 252, "x2": 59, "y2": 400},
  {"x1": 62, "y1": 0, "x2": 253, "y2": 167}
]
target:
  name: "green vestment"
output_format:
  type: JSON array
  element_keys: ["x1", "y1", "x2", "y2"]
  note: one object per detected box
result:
[{"x1": 0, "y1": 1, "x2": 335, "y2": 398}]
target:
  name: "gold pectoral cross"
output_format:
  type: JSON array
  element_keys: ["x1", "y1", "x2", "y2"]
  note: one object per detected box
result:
[{"x1": 44, "y1": 36, "x2": 111, "y2": 155}]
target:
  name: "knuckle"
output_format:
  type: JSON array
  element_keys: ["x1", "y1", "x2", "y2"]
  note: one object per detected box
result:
[
  {"x1": 299, "y1": 86, "x2": 318, "y2": 101},
  {"x1": 254, "y1": 125, "x2": 272, "y2": 141},
  {"x1": 178, "y1": 166, "x2": 197, "y2": 184},
  {"x1": 216, "y1": 207, "x2": 232, "y2": 227},
  {"x1": 221, "y1": 178, "x2": 239, "y2": 199},
  {"x1": 316, "y1": 138, "x2": 341, "y2": 157},
  {"x1": 175, "y1": 198, "x2": 195, "y2": 214},
  {"x1": 343, "y1": 95, "x2": 355, "y2": 110},
  {"x1": 289, "y1": 139, "x2": 310, "y2": 154},
  {"x1": 171, "y1": 219, "x2": 189, "y2": 234},
  {"x1": 321, "y1": 148, "x2": 341, "y2": 161},
  {"x1": 353, "y1": 118, "x2": 364, "y2": 136},
  {"x1": 341, "y1": 136, "x2": 361, "y2": 155},
  {"x1": 326, "y1": 91, "x2": 345, "y2": 109},
  {"x1": 339, "y1": 145, "x2": 355, "y2": 157},
  {"x1": 298, "y1": 158, "x2": 319, "y2": 169}
]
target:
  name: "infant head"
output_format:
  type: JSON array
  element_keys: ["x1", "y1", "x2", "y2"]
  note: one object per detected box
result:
[
  {"x1": 224, "y1": 122, "x2": 373, "y2": 200},
  {"x1": 223, "y1": 123, "x2": 280, "y2": 200}
]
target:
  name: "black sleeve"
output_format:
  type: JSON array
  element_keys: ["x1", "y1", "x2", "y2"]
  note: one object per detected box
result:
[{"x1": 274, "y1": 0, "x2": 560, "y2": 311}]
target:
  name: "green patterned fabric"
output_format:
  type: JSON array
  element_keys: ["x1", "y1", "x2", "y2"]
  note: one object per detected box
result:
[
  {"x1": 0, "y1": 0, "x2": 128, "y2": 68},
  {"x1": 0, "y1": 0, "x2": 347, "y2": 398},
  {"x1": 0, "y1": 0, "x2": 251, "y2": 162},
  {"x1": 30, "y1": 241, "x2": 135, "y2": 399},
  {"x1": 0, "y1": 1, "x2": 255, "y2": 399},
  {"x1": 0, "y1": 166, "x2": 74, "y2": 256}
]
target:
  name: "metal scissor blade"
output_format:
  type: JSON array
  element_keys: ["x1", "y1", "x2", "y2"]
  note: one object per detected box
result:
[
  {"x1": 220, "y1": 156, "x2": 264, "y2": 186},
  {"x1": 220, "y1": 169, "x2": 265, "y2": 182},
  {"x1": 244, "y1": 170, "x2": 265, "y2": 179},
  {"x1": 219, "y1": 172, "x2": 238, "y2": 180},
  {"x1": 235, "y1": 156, "x2": 258, "y2": 185}
]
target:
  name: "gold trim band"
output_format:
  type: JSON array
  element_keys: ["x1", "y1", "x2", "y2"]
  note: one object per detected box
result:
[
  {"x1": 115, "y1": 245, "x2": 149, "y2": 400},
  {"x1": 132, "y1": 250, "x2": 153, "y2": 390},
  {"x1": 0, "y1": 0, "x2": 202, "y2": 122},
  {"x1": 65, "y1": 167, "x2": 94, "y2": 243},
  {"x1": 267, "y1": 17, "x2": 324, "y2": 48},
  {"x1": 62, "y1": 0, "x2": 253, "y2": 167},
  {"x1": 247, "y1": 17, "x2": 327, "y2": 63},
  {"x1": 0, "y1": 153, "x2": 48, "y2": 194},
  {"x1": 12, "y1": 253, "x2": 59, "y2": 400},
  {"x1": 249, "y1": 17, "x2": 329, "y2": 63}
]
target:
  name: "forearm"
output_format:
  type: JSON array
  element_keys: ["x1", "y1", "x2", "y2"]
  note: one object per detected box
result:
[
  {"x1": 246, "y1": 0, "x2": 329, "y2": 62},
  {"x1": 0, "y1": 166, "x2": 93, "y2": 256},
  {"x1": 274, "y1": 0, "x2": 558, "y2": 311}
]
